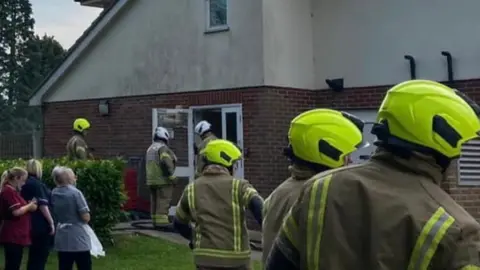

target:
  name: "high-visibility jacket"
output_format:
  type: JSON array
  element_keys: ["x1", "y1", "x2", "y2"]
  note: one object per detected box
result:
[
  {"x1": 262, "y1": 164, "x2": 315, "y2": 263},
  {"x1": 267, "y1": 148, "x2": 480, "y2": 270},
  {"x1": 175, "y1": 164, "x2": 262, "y2": 268},
  {"x1": 194, "y1": 134, "x2": 217, "y2": 178},
  {"x1": 145, "y1": 141, "x2": 177, "y2": 186},
  {"x1": 66, "y1": 134, "x2": 90, "y2": 160}
]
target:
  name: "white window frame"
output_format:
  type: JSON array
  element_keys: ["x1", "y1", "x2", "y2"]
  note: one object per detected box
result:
[
  {"x1": 205, "y1": 0, "x2": 229, "y2": 33},
  {"x1": 457, "y1": 139, "x2": 480, "y2": 186}
]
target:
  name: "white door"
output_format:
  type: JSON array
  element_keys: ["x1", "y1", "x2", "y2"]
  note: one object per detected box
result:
[
  {"x1": 152, "y1": 108, "x2": 194, "y2": 216},
  {"x1": 221, "y1": 106, "x2": 244, "y2": 179},
  {"x1": 344, "y1": 110, "x2": 377, "y2": 164}
]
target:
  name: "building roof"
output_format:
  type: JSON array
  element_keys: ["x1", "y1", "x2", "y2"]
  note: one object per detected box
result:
[{"x1": 28, "y1": 0, "x2": 131, "y2": 106}]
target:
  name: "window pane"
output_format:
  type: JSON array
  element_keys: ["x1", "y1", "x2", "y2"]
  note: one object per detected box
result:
[
  {"x1": 209, "y1": 0, "x2": 227, "y2": 27},
  {"x1": 225, "y1": 112, "x2": 237, "y2": 144}
]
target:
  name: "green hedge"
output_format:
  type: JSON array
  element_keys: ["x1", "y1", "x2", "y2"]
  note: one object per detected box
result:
[{"x1": 0, "y1": 158, "x2": 127, "y2": 243}]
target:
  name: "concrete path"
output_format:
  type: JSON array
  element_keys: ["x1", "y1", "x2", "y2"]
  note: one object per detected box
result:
[{"x1": 113, "y1": 222, "x2": 262, "y2": 261}]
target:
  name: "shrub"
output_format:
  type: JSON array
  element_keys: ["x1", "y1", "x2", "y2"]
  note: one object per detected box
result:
[{"x1": 0, "y1": 157, "x2": 127, "y2": 243}]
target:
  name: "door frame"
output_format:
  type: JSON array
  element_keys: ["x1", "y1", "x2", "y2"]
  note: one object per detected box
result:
[
  {"x1": 151, "y1": 108, "x2": 194, "y2": 180},
  {"x1": 190, "y1": 103, "x2": 243, "y2": 110},
  {"x1": 221, "y1": 106, "x2": 244, "y2": 179},
  {"x1": 190, "y1": 103, "x2": 244, "y2": 177},
  {"x1": 152, "y1": 104, "x2": 244, "y2": 180}
]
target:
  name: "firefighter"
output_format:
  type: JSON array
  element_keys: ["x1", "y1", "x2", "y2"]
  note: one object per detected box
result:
[
  {"x1": 66, "y1": 118, "x2": 92, "y2": 160},
  {"x1": 173, "y1": 139, "x2": 263, "y2": 270},
  {"x1": 261, "y1": 109, "x2": 368, "y2": 264},
  {"x1": 194, "y1": 120, "x2": 218, "y2": 178},
  {"x1": 146, "y1": 126, "x2": 177, "y2": 228},
  {"x1": 265, "y1": 80, "x2": 480, "y2": 270}
]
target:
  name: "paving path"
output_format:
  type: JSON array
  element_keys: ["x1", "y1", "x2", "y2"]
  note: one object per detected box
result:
[{"x1": 113, "y1": 222, "x2": 262, "y2": 261}]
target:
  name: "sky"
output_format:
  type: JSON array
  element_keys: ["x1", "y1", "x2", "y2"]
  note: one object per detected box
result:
[{"x1": 31, "y1": 0, "x2": 102, "y2": 49}]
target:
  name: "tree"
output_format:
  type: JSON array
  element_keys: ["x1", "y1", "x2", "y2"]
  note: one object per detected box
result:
[
  {"x1": 16, "y1": 34, "x2": 65, "y2": 103},
  {"x1": 0, "y1": 0, "x2": 35, "y2": 132},
  {"x1": 0, "y1": 1, "x2": 66, "y2": 133},
  {"x1": 13, "y1": 34, "x2": 66, "y2": 131},
  {"x1": 0, "y1": 0, "x2": 35, "y2": 105}
]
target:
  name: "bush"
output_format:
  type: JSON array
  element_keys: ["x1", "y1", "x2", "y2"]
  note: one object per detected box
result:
[{"x1": 0, "y1": 157, "x2": 127, "y2": 243}]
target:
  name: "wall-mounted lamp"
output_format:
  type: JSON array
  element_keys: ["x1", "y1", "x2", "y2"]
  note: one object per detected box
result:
[
  {"x1": 325, "y1": 78, "x2": 344, "y2": 92},
  {"x1": 98, "y1": 100, "x2": 110, "y2": 116},
  {"x1": 441, "y1": 51, "x2": 454, "y2": 83},
  {"x1": 404, "y1": 55, "x2": 416, "y2": 79}
]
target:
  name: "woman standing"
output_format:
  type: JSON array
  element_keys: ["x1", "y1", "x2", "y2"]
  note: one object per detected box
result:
[
  {"x1": 51, "y1": 166, "x2": 92, "y2": 270},
  {"x1": 0, "y1": 167, "x2": 38, "y2": 270},
  {"x1": 21, "y1": 159, "x2": 55, "y2": 270}
]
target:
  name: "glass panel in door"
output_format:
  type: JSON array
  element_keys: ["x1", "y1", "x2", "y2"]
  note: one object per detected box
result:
[{"x1": 221, "y1": 107, "x2": 244, "y2": 179}]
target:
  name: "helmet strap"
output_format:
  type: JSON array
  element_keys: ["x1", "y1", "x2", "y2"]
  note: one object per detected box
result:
[{"x1": 372, "y1": 121, "x2": 451, "y2": 171}]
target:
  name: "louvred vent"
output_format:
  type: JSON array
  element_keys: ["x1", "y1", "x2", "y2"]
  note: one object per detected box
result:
[{"x1": 458, "y1": 139, "x2": 480, "y2": 183}]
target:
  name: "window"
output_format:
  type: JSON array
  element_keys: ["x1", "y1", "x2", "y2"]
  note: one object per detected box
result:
[
  {"x1": 206, "y1": 0, "x2": 228, "y2": 32},
  {"x1": 458, "y1": 139, "x2": 480, "y2": 185}
]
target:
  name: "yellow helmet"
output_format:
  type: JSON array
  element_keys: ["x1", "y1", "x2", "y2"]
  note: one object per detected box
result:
[
  {"x1": 374, "y1": 80, "x2": 480, "y2": 158},
  {"x1": 73, "y1": 118, "x2": 91, "y2": 133},
  {"x1": 287, "y1": 109, "x2": 368, "y2": 169},
  {"x1": 200, "y1": 139, "x2": 242, "y2": 168}
]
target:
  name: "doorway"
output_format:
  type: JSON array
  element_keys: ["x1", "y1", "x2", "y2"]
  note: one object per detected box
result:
[
  {"x1": 151, "y1": 104, "x2": 243, "y2": 216},
  {"x1": 192, "y1": 104, "x2": 244, "y2": 179}
]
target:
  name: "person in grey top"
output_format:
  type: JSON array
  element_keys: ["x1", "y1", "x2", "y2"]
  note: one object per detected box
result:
[{"x1": 51, "y1": 166, "x2": 92, "y2": 270}]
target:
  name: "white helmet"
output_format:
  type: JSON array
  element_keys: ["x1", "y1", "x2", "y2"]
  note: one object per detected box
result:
[
  {"x1": 154, "y1": 126, "x2": 170, "y2": 141},
  {"x1": 194, "y1": 121, "x2": 212, "y2": 136}
]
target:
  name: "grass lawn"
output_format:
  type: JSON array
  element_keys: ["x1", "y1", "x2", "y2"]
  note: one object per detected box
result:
[{"x1": 1, "y1": 234, "x2": 262, "y2": 270}]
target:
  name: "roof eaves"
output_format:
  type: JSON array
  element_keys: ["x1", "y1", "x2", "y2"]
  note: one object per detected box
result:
[{"x1": 28, "y1": 0, "x2": 130, "y2": 106}]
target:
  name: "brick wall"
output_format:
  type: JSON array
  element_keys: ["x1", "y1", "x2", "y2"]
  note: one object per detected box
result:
[
  {"x1": 43, "y1": 79, "x2": 480, "y2": 220},
  {"x1": 43, "y1": 87, "x2": 317, "y2": 200}
]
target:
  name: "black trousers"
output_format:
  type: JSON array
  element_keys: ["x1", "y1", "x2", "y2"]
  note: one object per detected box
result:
[
  {"x1": 58, "y1": 251, "x2": 92, "y2": 270},
  {"x1": 27, "y1": 234, "x2": 53, "y2": 270},
  {"x1": 3, "y1": 243, "x2": 24, "y2": 270}
]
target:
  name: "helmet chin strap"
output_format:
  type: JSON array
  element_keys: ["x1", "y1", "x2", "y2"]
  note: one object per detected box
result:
[{"x1": 371, "y1": 121, "x2": 452, "y2": 171}]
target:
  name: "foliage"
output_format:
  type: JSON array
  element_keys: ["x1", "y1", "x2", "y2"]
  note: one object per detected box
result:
[
  {"x1": 0, "y1": 157, "x2": 127, "y2": 242},
  {"x1": 0, "y1": 0, "x2": 35, "y2": 105},
  {"x1": 0, "y1": 0, "x2": 66, "y2": 133},
  {"x1": 12, "y1": 34, "x2": 66, "y2": 131}
]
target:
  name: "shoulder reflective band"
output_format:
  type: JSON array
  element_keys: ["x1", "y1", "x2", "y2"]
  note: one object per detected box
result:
[
  {"x1": 307, "y1": 174, "x2": 332, "y2": 270},
  {"x1": 407, "y1": 207, "x2": 455, "y2": 270}
]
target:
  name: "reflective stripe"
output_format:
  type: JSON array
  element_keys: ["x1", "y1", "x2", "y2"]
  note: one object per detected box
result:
[
  {"x1": 160, "y1": 152, "x2": 171, "y2": 159},
  {"x1": 407, "y1": 207, "x2": 455, "y2": 270},
  {"x1": 186, "y1": 184, "x2": 201, "y2": 248},
  {"x1": 460, "y1": 266, "x2": 480, "y2": 270},
  {"x1": 306, "y1": 175, "x2": 332, "y2": 270},
  {"x1": 152, "y1": 214, "x2": 169, "y2": 224},
  {"x1": 186, "y1": 184, "x2": 195, "y2": 218},
  {"x1": 242, "y1": 187, "x2": 258, "y2": 204},
  {"x1": 282, "y1": 213, "x2": 299, "y2": 249},
  {"x1": 194, "y1": 248, "x2": 250, "y2": 259},
  {"x1": 232, "y1": 179, "x2": 242, "y2": 251}
]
